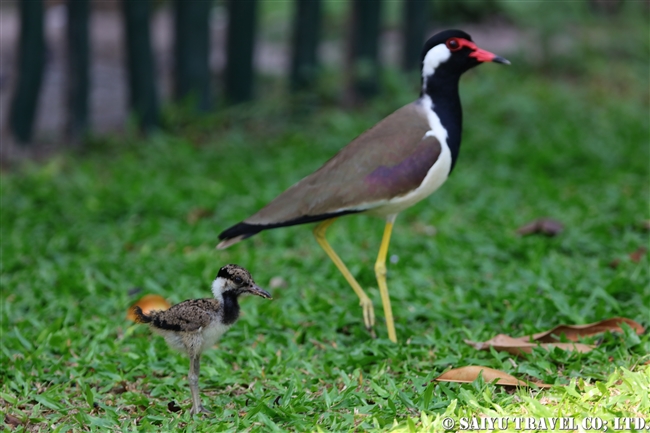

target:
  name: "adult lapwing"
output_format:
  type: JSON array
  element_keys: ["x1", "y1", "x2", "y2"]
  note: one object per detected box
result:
[
  {"x1": 134, "y1": 264, "x2": 272, "y2": 414},
  {"x1": 217, "y1": 30, "x2": 509, "y2": 342}
]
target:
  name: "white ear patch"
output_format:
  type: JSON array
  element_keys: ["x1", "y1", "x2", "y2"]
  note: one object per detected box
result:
[{"x1": 422, "y1": 44, "x2": 451, "y2": 79}]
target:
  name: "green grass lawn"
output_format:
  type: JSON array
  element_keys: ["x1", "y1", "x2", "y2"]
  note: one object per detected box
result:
[{"x1": 2, "y1": 14, "x2": 649, "y2": 433}]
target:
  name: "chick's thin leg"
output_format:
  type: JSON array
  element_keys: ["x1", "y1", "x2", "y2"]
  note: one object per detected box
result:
[{"x1": 188, "y1": 354, "x2": 210, "y2": 414}]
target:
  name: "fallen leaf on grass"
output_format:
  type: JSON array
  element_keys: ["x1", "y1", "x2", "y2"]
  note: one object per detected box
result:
[
  {"x1": 4, "y1": 413, "x2": 22, "y2": 428},
  {"x1": 110, "y1": 381, "x2": 128, "y2": 394},
  {"x1": 465, "y1": 317, "x2": 645, "y2": 355},
  {"x1": 466, "y1": 334, "x2": 594, "y2": 355},
  {"x1": 516, "y1": 218, "x2": 564, "y2": 236},
  {"x1": 435, "y1": 366, "x2": 552, "y2": 388},
  {"x1": 608, "y1": 247, "x2": 647, "y2": 268},
  {"x1": 126, "y1": 294, "x2": 171, "y2": 321},
  {"x1": 629, "y1": 247, "x2": 647, "y2": 262},
  {"x1": 528, "y1": 317, "x2": 644, "y2": 342}
]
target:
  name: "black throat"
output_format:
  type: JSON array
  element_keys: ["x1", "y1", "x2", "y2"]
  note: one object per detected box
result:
[
  {"x1": 422, "y1": 70, "x2": 463, "y2": 173},
  {"x1": 222, "y1": 291, "x2": 241, "y2": 325}
]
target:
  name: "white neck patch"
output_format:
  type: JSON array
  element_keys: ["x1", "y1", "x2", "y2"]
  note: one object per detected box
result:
[
  {"x1": 421, "y1": 44, "x2": 451, "y2": 89},
  {"x1": 420, "y1": 94, "x2": 448, "y2": 145},
  {"x1": 211, "y1": 277, "x2": 228, "y2": 299}
]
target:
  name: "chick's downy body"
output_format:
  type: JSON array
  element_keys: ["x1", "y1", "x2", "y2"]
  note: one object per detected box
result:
[{"x1": 134, "y1": 264, "x2": 271, "y2": 415}]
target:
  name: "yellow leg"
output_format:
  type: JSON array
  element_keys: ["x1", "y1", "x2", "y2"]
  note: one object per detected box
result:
[
  {"x1": 375, "y1": 220, "x2": 397, "y2": 342},
  {"x1": 313, "y1": 218, "x2": 375, "y2": 330}
]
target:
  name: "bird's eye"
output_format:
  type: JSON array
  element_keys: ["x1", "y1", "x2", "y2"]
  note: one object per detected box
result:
[
  {"x1": 446, "y1": 38, "x2": 461, "y2": 51},
  {"x1": 233, "y1": 276, "x2": 243, "y2": 284}
]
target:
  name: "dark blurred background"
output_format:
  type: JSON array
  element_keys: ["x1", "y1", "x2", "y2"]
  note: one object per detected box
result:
[{"x1": 0, "y1": 0, "x2": 646, "y2": 155}]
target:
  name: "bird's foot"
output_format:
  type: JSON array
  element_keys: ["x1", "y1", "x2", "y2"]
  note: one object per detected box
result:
[
  {"x1": 360, "y1": 296, "x2": 376, "y2": 331},
  {"x1": 190, "y1": 405, "x2": 211, "y2": 415}
]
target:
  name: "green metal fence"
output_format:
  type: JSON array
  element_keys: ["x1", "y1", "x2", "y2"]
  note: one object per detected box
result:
[{"x1": 9, "y1": 0, "x2": 431, "y2": 145}]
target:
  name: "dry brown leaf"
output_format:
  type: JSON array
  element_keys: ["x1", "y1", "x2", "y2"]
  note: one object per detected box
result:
[
  {"x1": 607, "y1": 248, "x2": 646, "y2": 268},
  {"x1": 465, "y1": 317, "x2": 645, "y2": 356},
  {"x1": 465, "y1": 334, "x2": 594, "y2": 355},
  {"x1": 4, "y1": 414, "x2": 22, "y2": 428},
  {"x1": 435, "y1": 366, "x2": 552, "y2": 388},
  {"x1": 629, "y1": 247, "x2": 647, "y2": 262},
  {"x1": 529, "y1": 317, "x2": 645, "y2": 342},
  {"x1": 516, "y1": 218, "x2": 564, "y2": 236},
  {"x1": 126, "y1": 294, "x2": 171, "y2": 321},
  {"x1": 110, "y1": 381, "x2": 128, "y2": 394}
]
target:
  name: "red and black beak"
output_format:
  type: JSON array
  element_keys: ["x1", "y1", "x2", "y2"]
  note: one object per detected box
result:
[{"x1": 470, "y1": 46, "x2": 510, "y2": 65}]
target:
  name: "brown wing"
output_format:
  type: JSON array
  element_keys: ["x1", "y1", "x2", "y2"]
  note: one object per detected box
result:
[
  {"x1": 148, "y1": 299, "x2": 220, "y2": 332},
  {"x1": 245, "y1": 101, "x2": 439, "y2": 225}
]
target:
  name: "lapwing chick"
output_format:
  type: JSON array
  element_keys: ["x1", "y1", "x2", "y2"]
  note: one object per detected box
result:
[
  {"x1": 217, "y1": 29, "x2": 509, "y2": 342},
  {"x1": 133, "y1": 264, "x2": 272, "y2": 415}
]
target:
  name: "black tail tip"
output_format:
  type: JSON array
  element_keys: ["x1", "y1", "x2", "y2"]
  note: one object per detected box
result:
[
  {"x1": 133, "y1": 306, "x2": 152, "y2": 324},
  {"x1": 218, "y1": 222, "x2": 263, "y2": 242}
]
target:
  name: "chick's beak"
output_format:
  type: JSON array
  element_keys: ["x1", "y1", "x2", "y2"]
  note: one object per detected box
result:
[
  {"x1": 470, "y1": 47, "x2": 510, "y2": 65},
  {"x1": 245, "y1": 284, "x2": 272, "y2": 299}
]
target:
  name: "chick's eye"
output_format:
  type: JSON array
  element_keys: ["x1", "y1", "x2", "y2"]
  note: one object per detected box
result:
[
  {"x1": 446, "y1": 38, "x2": 461, "y2": 51},
  {"x1": 234, "y1": 276, "x2": 243, "y2": 284}
]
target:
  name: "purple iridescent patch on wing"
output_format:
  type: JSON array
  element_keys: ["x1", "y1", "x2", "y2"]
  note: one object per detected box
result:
[{"x1": 364, "y1": 140, "x2": 441, "y2": 198}]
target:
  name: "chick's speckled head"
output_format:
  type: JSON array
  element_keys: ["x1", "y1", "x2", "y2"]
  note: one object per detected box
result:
[{"x1": 212, "y1": 264, "x2": 272, "y2": 299}]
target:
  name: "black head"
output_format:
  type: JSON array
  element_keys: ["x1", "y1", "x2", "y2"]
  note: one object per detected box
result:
[
  {"x1": 213, "y1": 264, "x2": 272, "y2": 299},
  {"x1": 421, "y1": 29, "x2": 509, "y2": 80}
]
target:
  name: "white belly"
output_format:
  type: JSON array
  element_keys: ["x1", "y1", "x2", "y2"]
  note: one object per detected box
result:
[
  {"x1": 154, "y1": 320, "x2": 231, "y2": 355},
  {"x1": 199, "y1": 321, "x2": 231, "y2": 352}
]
